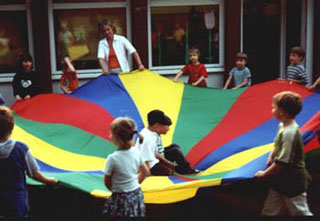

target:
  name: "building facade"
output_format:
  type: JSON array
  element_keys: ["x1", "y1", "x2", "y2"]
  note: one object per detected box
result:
[{"x1": 0, "y1": 0, "x2": 318, "y2": 106}]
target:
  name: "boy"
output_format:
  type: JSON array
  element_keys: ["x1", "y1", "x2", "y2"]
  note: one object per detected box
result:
[
  {"x1": 285, "y1": 46, "x2": 310, "y2": 86},
  {"x1": 224, "y1": 52, "x2": 251, "y2": 89},
  {"x1": 0, "y1": 106, "x2": 58, "y2": 218},
  {"x1": 255, "y1": 91, "x2": 312, "y2": 216},
  {"x1": 135, "y1": 110, "x2": 199, "y2": 175}
]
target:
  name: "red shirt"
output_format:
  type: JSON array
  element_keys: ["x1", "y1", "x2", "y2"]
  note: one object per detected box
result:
[
  {"x1": 60, "y1": 70, "x2": 78, "y2": 92},
  {"x1": 182, "y1": 63, "x2": 208, "y2": 87},
  {"x1": 108, "y1": 47, "x2": 121, "y2": 69}
]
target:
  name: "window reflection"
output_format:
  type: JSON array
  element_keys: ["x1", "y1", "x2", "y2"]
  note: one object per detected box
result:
[{"x1": 151, "y1": 5, "x2": 219, "y2": 67}]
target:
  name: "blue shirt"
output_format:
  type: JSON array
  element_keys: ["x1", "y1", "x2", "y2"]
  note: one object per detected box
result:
[{"x1": 229, "y1": 66, "x2": 251, "y2": 87}]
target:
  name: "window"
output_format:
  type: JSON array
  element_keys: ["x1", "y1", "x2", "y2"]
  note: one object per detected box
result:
[
  {"x1": 49, "y1": 0, "x2": 129, "y2": 77},
  {"x1": 0, "y1": 2, "x2": 33, "y2": 79},
  {"x1": 149, "y1": 0, "x2": 224, "y2": 74}
]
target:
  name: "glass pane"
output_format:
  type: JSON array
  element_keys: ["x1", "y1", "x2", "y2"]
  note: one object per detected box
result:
[
  {"x1": 0, "y1": 0, "x2": 25, "y2": 4},
  {"x1": 151, "y1": 5, "x2": 219, "y2": 67},
  {"x1": 53, "y1": 0, "x2": 125, "y2": 3},
  {"x1": 53, "y1": 8, "x2": 126, "y2": 70},
  {"x1": 0, "y1": 11, "x2": 29, "y2": 74}
]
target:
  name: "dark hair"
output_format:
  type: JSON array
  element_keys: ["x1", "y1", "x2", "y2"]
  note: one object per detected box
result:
[
  {"x1": 273, "y1": 91, "x2": 302, "y2": 118},
  {"x1": 110, "y1": 117, "x2": 143, "y2": 149},
  {"x1": 100, "y1": 19, "x2": 116, "y2": 34},
  {"x1": 147, "y1": 110, "x2": 172, "y2": 126},
  {"x1": 189, "y1": 47, "x2": 201, "y2": 58},
  {"x1": 0, "y1": 106, "x2": 14, "y2": 140},
  {"x1": 290, "y1": 46, "x2": 306, "y2": 59},
  {"x1": 18, "y1": 52, "x2": 33, "y2": 70},
  {"x1": 236, "y1": 52, "x2": 248, "y2": 61}
]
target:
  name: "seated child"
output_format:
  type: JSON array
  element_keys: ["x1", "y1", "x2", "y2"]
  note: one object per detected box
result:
[
  {"x1": 0, "y1": 106, "x2": 58, "y2": 218},
  {"x1": 60, "y1": 56, "x2": 78, "y2": 94},
  {"x1": 255, "y1": 91, "x2": 312, "y2": 216},
  {"x1": 224, "y1": 52, "x2": 251, "y2": 89},
  {"x1": 135, "y1": 109, "x2": 199, "y2": 175},
  {"x1": 173, "y1": 47, "x2": 208, "y2": 87},
  {"x1": 285, "y1": 46, "x2": 309, "y2": 86}
]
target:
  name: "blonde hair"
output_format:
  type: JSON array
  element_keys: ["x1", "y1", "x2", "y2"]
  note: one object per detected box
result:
[
  {"x1": 110, "y1": 117, "x2": 143, "y2": 149},
  {"x1": 0, "y1": 106, "x2": 14, "y2": 140},
  {"x1": 273, "y1": 91, "x2": 302, "y2": 118}
]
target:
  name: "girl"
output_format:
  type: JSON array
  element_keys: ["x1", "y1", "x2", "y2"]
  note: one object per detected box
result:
[
  {"x1": 102, "y1": 117, "x2": 150, "y2": 217},
  {"x1": 60, "y1": 56, "x2": 78, "y2": 94},
  {"x1": 12, "y1": 53, "x2": 39, "y2": 102},
  {"x1": 173, "y1": 47, "x2": 208, "y2": 87}
]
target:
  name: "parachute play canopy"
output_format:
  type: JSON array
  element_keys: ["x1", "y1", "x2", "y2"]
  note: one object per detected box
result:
[{"x1": 11, "y1": 70, "x2": 320, "y2": 204}]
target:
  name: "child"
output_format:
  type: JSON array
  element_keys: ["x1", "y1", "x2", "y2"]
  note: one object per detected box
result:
[
  {"x1": 60, "y1": 56, "x2": 78, "y2": 94},
  {"x1": 285, "y1": 46, "x2": 309, "y2": 86},
  {"x1": 224, "y1": 52, "x2": 251, "y2": 89},
  {"x1": 12, "y1": 53, "x2": 39, "y2": 102},
  {"x1": 173, "y1": 47, "x2": 208, "y2": 87},
  {"x1": 102, "y1": 117, "x2": 150, "y2": 217},
  {"x1": 255, "y1": 91, "x2": 313, "y2": 216},
  {"x1": 136, "y1": 110, "x2": 200, "y2": 175},
  {"x1": 0, "y1": 106, "x2": 58, "y2": 218}
]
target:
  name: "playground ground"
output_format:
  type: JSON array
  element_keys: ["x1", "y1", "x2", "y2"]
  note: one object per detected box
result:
[{"x1": 27, "y1": 160, "x2": 320, "y2": 220}]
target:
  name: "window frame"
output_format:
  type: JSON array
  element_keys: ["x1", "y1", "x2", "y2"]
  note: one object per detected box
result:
[
  {"x1": 48, "y1": 0, "x2": 131, "y2": 80},
  {"x1": 0, "y1": 3, "x2": 34, "y2": 82},
  {"x1": 148, "y1": 0, "x2": 225, "y2": 75}
]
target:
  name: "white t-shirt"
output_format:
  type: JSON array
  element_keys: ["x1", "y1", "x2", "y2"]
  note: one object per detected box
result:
[
  {"x1": 135, "y1": 128, "x2": 163, "y2": 169},
  {"x1": 97, "y1": 34, "x2": 136, "y2": 72},
  {"x1": 104, "y1": 147, "x2": 144, "y2": 192}
]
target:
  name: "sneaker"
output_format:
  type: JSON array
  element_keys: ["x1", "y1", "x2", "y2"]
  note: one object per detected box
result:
[{"x1": 181, "y1": 168, "x2": 200, "y2": 174}]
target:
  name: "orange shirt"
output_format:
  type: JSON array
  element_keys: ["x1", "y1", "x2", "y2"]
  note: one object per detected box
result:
[{"x1": 108, "y1": 47, "x2": 121, "y2": 69}]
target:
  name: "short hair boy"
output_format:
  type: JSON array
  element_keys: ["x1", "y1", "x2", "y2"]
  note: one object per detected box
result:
[
  {"x1": 223, "y1": 52, "x2": 252, "y2": 89},
  {"x1": 255, "y1": 91, "x2": 313, "y2": 216},
  {"x1": 136, "y1": 110, "x2": 199, "y2": 175},
  {"x1": 0, "y1": 106, "x2": 58, "y2": 218},
  {"x1": 285, "y1": 46, "x2": 310, "y2": 86}
]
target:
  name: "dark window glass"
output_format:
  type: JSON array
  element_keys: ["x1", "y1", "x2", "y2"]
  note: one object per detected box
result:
[
  {"x1": 0, "y1": 11, "x2": 29, "y2": 73},
  {"x1": 151, "y1": 5, "x2": 220, "y2": 67}
]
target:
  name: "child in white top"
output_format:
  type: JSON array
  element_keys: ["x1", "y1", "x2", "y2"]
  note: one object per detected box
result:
[{"x1": 102, "y1": 117, "x2": 150, "y2": 218}]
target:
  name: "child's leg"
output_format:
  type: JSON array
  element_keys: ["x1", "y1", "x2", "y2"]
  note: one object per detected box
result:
[
  {"x1": 150, "y1": 162, "x2": 174, "y2": 176},
  {"x1": 284, "y1": 192, "x2": 313, "y2": 216},
  {"x1": 261, "y1": 189, "x2": 288, "y2": 216},
  {"x1": 164, "y1": 144, "x2": 191, "y2": 173}
]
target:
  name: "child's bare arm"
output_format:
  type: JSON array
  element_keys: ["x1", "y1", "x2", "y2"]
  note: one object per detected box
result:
[
  {"x1": 255, "y1": 162, "x2": 281, "y2": 179},
  {"x1": 173, "y1": 70, "x2": 184, "y2": 82},
  {"x1": 192, "y1": 76, "x2": 205, "y2": 86},
  {"x1": 232, "y1": 78, "x2": 248, "y2": 89},
  {"x1": 223, "y1": 76, "x2": 232, "y2": 89},
  {"x1": 138, "y1": 163, "x2": 150, "y2": 183},
  {"x1": 155, "y1": 152, "x2": 175, "y2": 170},
  {"x1": 104, "y1": 175, "x2": 112, "y2": 190},
  {"x1": 64, "y1": 56, "x2": 76, "y2": 72},
  {"x1": 32, "y1": 171, "x2": 58, "y2": 185}
]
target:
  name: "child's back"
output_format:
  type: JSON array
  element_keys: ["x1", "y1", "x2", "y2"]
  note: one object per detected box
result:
[
  {"x1": 0, "y1": 140, "x2": 35, "y2": 217},
  {"x1": 0, "y1": 106, "x2": 57, "y2": 218}
]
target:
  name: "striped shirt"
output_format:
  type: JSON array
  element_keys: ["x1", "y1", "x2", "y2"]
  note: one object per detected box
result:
[{"x1": 285, "y1": 64, "x2": 309, "y2": 86}]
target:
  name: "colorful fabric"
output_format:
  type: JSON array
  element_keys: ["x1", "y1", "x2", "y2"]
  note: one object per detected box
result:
[{"x1": 10, "y1": 70, "x2": 320, "y2": 204}]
